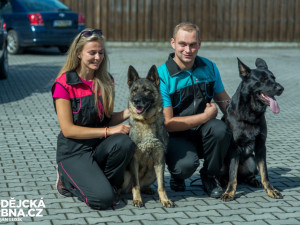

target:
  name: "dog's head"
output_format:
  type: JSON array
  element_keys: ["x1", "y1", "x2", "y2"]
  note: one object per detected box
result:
[
  {"x1": 127, "y1": 65, "x2": 161, "y2": 119},
  {"x1": 237, "y1": 58, "x2": 284, "y2": 114}
]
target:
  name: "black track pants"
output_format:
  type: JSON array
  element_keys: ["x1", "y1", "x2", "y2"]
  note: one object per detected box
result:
[
  {"x1": 58, "y1": 134, "x2": 134, "y2": 210},
  {"x1": 166, "y1": 119, "x2": 232, "y2": 179}
]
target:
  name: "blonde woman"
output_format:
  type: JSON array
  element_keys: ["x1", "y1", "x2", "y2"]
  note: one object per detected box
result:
[{"x1": 52, "y1": 29, "x2": 134, "y2": 210}]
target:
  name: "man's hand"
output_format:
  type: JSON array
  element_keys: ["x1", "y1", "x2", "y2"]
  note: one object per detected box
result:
[{"x1": 204, "y1": 103, "x2": 218, "y2": 120}]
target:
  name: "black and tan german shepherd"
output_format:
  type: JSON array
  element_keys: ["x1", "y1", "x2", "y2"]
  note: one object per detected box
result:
[
  {"x1": 221, "y1": 58, "x2": 284, "y2": 201},
  {"x1": 121, "y1": 65, "x2": 174, "y2": 208}
]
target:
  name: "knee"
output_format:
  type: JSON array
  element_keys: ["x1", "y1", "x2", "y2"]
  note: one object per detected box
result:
[
  {"x1": 86, "y1": 189, "x2": 115, "y2": 210},
  {"x1": 169, "y1": 158, "x2": 200, "y2": 180},
  {"x1": 111, "y1": 134, "x2": 135, "y2": 156},
  {"x1": 116, "y1": 134, "x2": 134, "y2": 149},
  {"x1": 206, "y1": 119, "x2": 232, "y2": 141}
]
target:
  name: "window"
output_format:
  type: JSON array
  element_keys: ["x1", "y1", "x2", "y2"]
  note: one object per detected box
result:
[{"x1": 18, "y1": 0, "x2": 70, "y2": 12}]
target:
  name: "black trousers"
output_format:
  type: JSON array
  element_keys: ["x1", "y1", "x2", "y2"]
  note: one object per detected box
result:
[
  {"x1": 57, "y1": 134, "x2": 134, "y2": 210},
  {"x1": 166, "y1": 119, "x2": 232, "y2": 180}
]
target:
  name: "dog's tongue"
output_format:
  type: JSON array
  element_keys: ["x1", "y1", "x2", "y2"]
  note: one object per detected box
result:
[
  {"x1": 267, "y1": 96, "x2": 280, "y2": 114},
  {"x1": 136, "y1": 106, "x2": 144, "y2": 114}
]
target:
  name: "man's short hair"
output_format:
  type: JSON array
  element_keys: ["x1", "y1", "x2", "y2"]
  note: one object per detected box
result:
[{"x1": 173, "y1": 22, "x2": 200, "y2": 41}]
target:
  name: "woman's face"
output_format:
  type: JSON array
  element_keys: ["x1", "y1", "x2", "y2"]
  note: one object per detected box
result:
[{"x1": 78, "y1": 40, "x2": 105, "y2": 72}]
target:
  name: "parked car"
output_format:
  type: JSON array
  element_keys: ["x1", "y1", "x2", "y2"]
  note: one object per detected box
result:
[
  {"x1": 0, "y1": 1, "x2": 8, "y2": 79},
  {"x1": 0, "y1": 0, "x2": 85, "y2": 54}
]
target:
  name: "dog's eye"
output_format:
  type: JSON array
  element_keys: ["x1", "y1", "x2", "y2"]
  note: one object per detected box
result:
[
  {"x1": 144, "y1": 88, "x2": 152, "y2": 93},
  {"x1": 132, "y1": 87, "x2": 138, "y2": 92},
  {"x1": 261, "y1": 75, "x2": 270, "y2": 82}
]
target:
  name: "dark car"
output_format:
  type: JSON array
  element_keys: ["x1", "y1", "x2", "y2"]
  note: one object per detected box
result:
[
  {"x1": 0, "y1": 0, "x2": 85, "y2": 54},
  {"x1": 0, "y1": 1, "x2": 8, "y2": 79}
]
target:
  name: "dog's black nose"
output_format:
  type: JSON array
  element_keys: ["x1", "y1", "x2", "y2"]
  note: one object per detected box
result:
[
  {"x1": 133, "y1": 96, "x2": 142, "y2": 105},
  {"x1": 276, "y1": 84, "x2": 284, "y2": 95}
]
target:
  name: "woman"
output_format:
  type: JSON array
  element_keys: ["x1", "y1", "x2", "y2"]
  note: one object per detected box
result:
[{"x1": 52, "y1": 28, "x2": 134, "y2": 210}]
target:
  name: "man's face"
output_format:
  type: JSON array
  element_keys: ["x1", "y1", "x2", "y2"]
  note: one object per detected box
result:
[{"x1": 171, "y1": 29, "x2": 201, "y2": 69}]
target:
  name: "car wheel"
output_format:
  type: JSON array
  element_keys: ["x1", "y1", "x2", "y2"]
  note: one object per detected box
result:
[
  {"x1": 7, "y1": 30, "x2": 23, "y2": 54},
  {"x1": 58, "y1": 46, "x2": 69, "y2": 54},
  {"x1": 0, "y1": 47, "x2": 8, "y2": 79}
]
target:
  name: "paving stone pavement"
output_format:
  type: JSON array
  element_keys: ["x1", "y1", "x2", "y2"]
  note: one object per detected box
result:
[{"x1": 0, "y1": 45, "x2": 299, "y2": 225}]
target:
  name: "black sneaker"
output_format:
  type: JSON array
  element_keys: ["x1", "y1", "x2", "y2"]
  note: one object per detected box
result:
[
  {"x1": 170, "y1": 176, "x2": 186, "y2": 192},
  {"x1": 56, "y1": 166, "x2": 73, "y2": 197},
  {"x1": 201, "y1": 174, "x2": 223, "y2": 198}
]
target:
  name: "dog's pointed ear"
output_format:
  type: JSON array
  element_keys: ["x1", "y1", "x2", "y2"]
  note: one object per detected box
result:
[
  {"x1": 128, "y1": 65, "x2": 140, "y2": 87},
  {"x1": 237, "y1": 58, "x2": 251, "y2": 78},
  {"x1": 146, "y1": 65, "x2": 160, "y2": 87},
  {"x1": 255, "y1": 58, "x2": 268, "y2": 69}
]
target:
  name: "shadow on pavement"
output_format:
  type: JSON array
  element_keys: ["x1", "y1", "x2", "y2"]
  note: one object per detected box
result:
[
  {"x1": 0, "y1": 63, "x2": 60, "y2": 104},
  {"x1": 112, "y1": 166, "x2": 299, "y2": 209}
]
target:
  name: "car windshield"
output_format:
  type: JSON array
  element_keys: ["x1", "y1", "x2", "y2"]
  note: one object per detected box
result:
[{"x1": 18, "y1": 0, "x2": 70, "y2": 12}]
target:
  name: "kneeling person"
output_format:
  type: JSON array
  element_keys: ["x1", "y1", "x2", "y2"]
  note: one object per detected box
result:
[{"x1": 157, "y1": 22, "x2": 232, "y2": 198}]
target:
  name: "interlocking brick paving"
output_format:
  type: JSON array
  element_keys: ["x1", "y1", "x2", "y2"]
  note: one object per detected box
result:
[{"x1": 0, "y1": 45, "x2": 299, "y2": 225}]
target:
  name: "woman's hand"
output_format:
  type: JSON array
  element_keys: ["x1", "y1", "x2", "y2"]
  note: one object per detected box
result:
[
  {"x1": 107, "y1": 124, "x2": 130, "y2": 136},
  {"x1": 123, "y1": 108, "x2": 130, "y2": 120}
]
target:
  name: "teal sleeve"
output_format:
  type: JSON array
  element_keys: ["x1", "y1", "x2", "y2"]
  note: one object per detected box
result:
[{"x1": 160, "y1": 79, "x2": 172, "y2": 108}]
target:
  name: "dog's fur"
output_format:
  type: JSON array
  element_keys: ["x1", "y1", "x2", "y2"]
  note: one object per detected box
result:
[
  {"x1": 221, "y1": 58, "x2": 284, "y2": 201},
  {"x1": 121, "y1": 65, "x2": 174, "y2": 208}
]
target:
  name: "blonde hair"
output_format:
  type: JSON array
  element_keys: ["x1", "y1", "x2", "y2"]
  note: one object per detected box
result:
[
  {"x1": 173, "y1": 22, "x2": 201, "y2": 41},
  {"x1": 57, "y1": 28, "x2": 114, "y2": 118}
]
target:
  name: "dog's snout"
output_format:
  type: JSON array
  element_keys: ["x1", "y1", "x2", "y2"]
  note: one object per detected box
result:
[
  {"x1": 276, "y1": 84, "x2": 284, "y2": 95},
  {"x1": 133, "y1": 96, "x2": 142, "y2": 105}
]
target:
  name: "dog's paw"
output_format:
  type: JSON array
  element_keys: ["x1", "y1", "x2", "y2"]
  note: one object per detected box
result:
[
  {"x1": 162, "y1": 200, "x2": 175, "y2": 208},
  {"x1": 267, "y1": 189, "x2": 283, "y2": 199},
  {"x1": 132, "y1": 199, "x2": 144, "y2": 207},
  {"x1": 221, "y1": 192, "x2": 235, "y2": 202}
]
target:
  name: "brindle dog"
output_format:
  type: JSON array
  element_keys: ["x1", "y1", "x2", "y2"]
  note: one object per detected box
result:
[
  {"x1": 121, "y1": 65, "x2": 174, "y2": 208},
  {"x1": 221, "y1": 58, "x2": 284, "y2": 201}
]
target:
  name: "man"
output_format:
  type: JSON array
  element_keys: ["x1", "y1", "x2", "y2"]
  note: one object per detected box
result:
[{"x1": 157, "y1": 22, "x2": 232, "y2": 198}]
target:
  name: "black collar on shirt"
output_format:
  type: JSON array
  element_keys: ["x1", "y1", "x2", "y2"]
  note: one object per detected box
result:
[
  {"x1": 165, "y1": 53, "x2": 207, "y2": 77},
  {"x1": 66, "y1": 71, "x2": 83, "y2": 85},
  {"x1": 66, "y1": 71, "x2": 114, "y2": 85}
]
